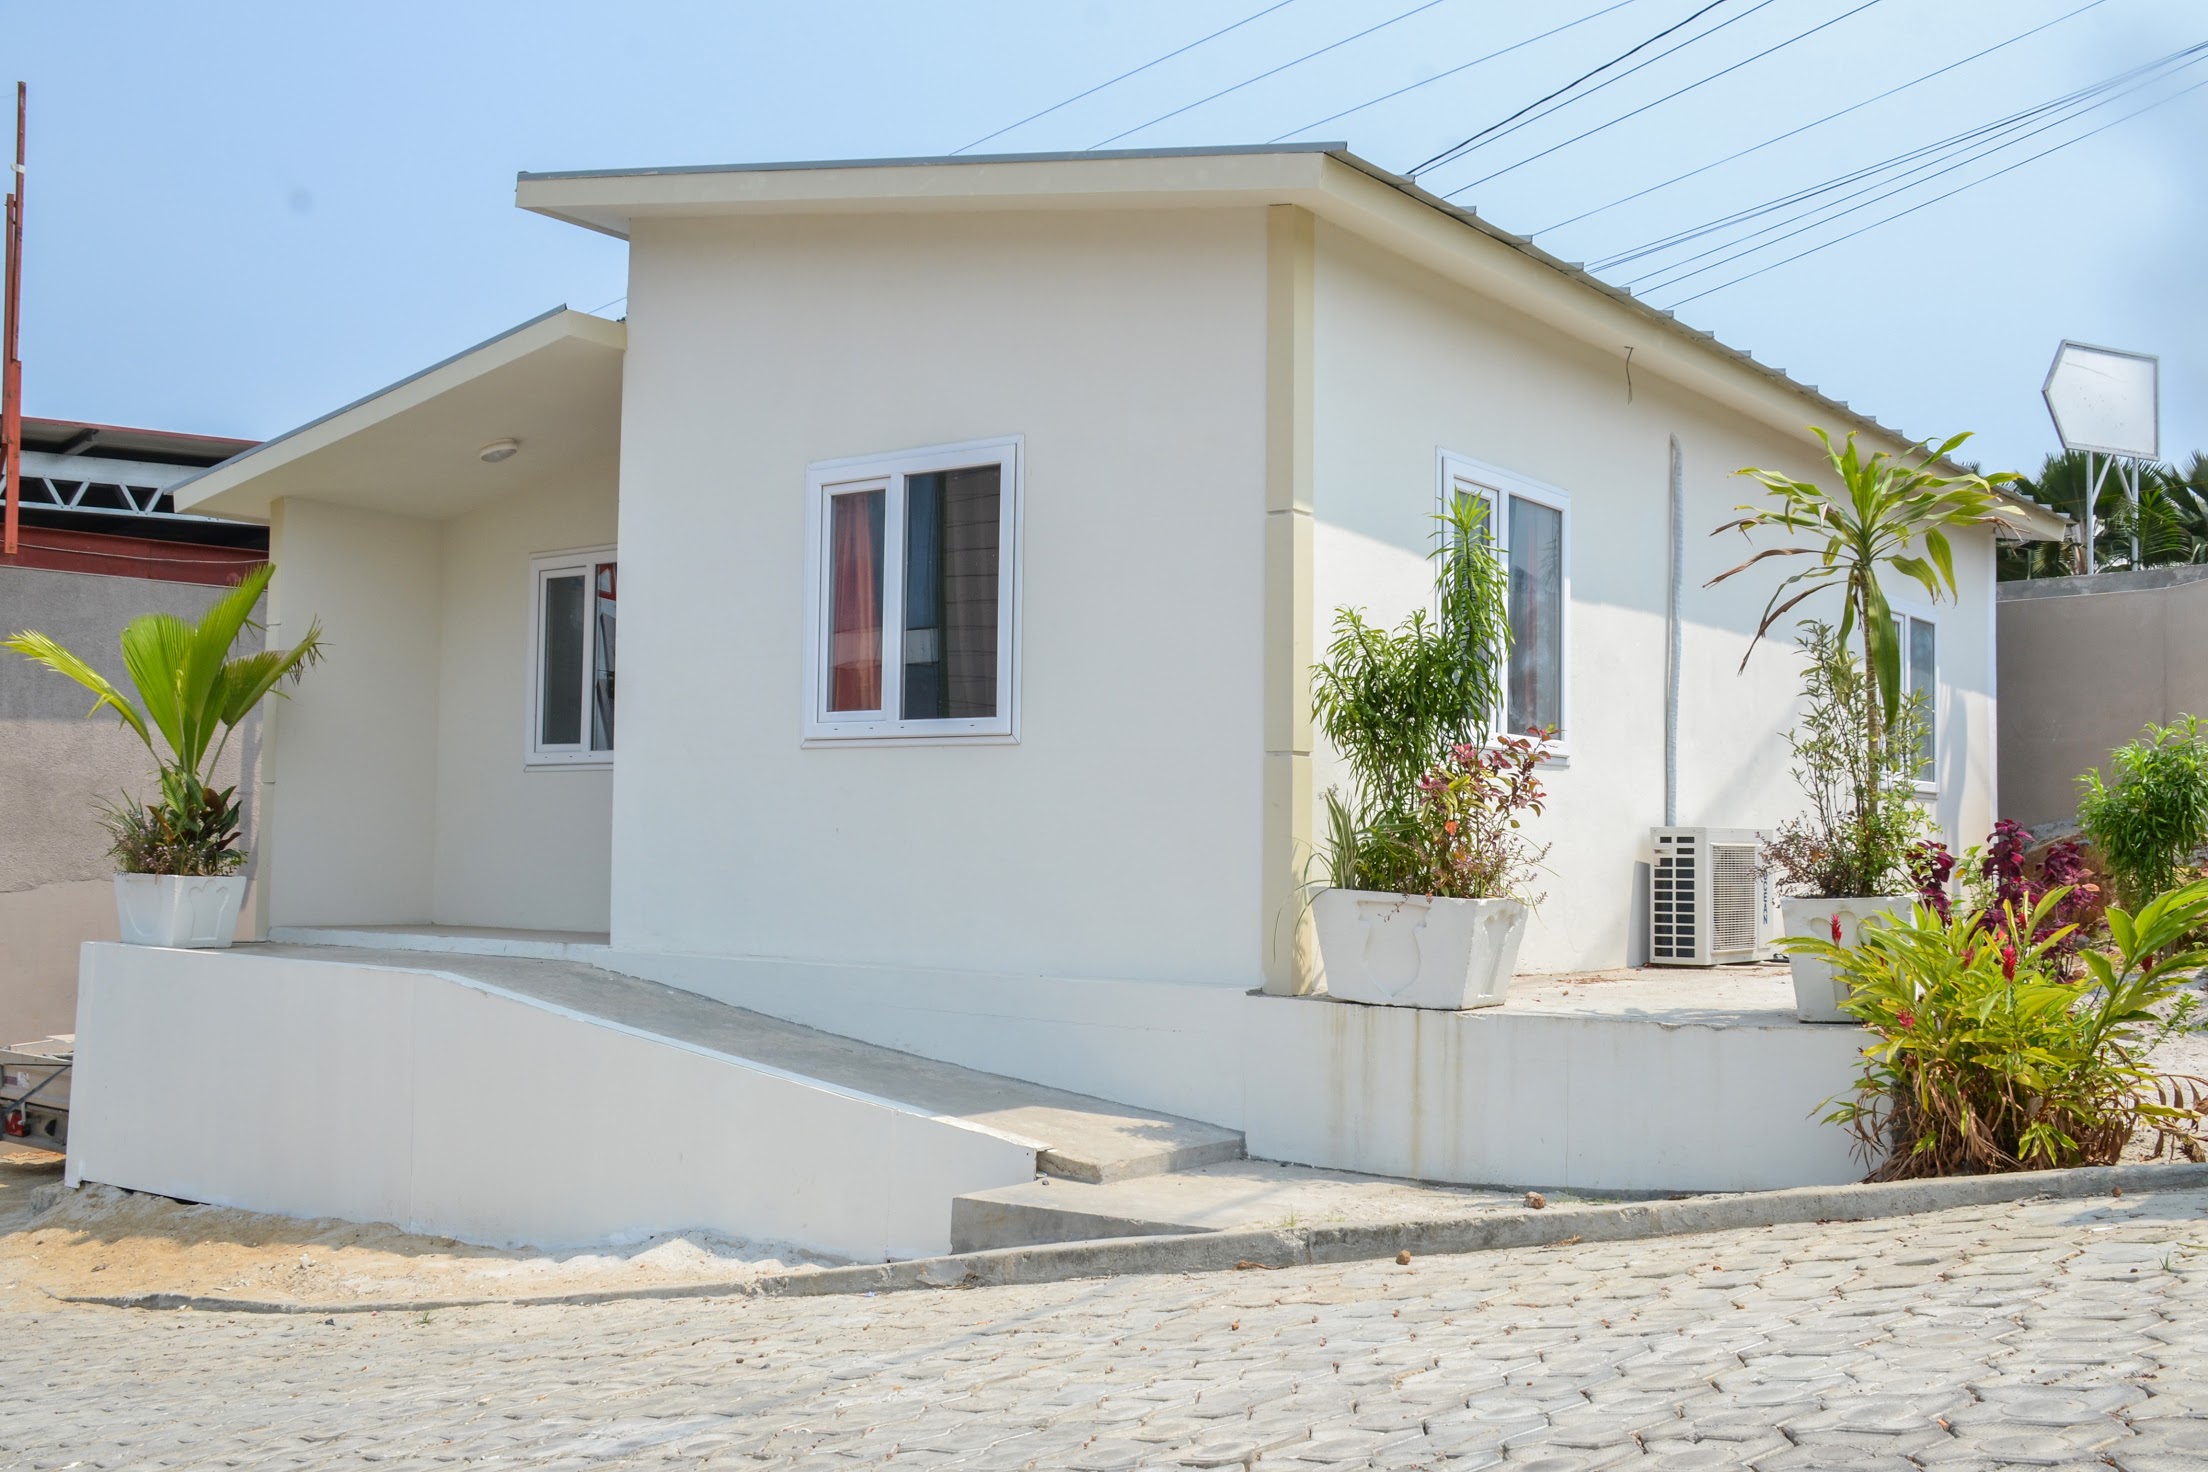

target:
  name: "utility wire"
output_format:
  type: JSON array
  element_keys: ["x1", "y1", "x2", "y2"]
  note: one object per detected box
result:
[
  {"x1": 1434, "y1": 0, "x2": 1787, "y2": 195},
  {"x1": 1451, "y1": 0, "x2": 1884, "y2": 194},
  {"x1": 1660, "y1": 71, "x2": 2208, "y2": 307},
  {"x1": 1411, "y1": 0, "x2": 1739, "y2": 176},
  {"x1": 1600, "y1": 40, "x2": 2208, "y2": 277},
  {"x1": 952, "y1": 0, "x2": 1302, "y2": 155},
  {"x1": 1624, "y1": 75, "x2": 2156, "y2": 290},
  {"x1": 1266, "y1": 0, "x2": 1645, "y2": 143},
  {"x1": 1092, "y1": 0, "x2": 1458, "y2": 150},
  {"x1": 1633, "y1": 49, "x2": 2208, "y2": 293},
  {"x1": 1535, "y1": 0, "x2": 2111, "y2": 236}
]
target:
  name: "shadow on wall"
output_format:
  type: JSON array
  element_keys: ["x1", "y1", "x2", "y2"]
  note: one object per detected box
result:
[{"x1": 0, "y1": 566, "x2": 265, "y2": 1037}]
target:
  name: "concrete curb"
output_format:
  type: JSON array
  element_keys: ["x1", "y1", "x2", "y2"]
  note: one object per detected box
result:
[{"x1": 50, "y1": 1160, "x2": 2208, "y2": 1316}]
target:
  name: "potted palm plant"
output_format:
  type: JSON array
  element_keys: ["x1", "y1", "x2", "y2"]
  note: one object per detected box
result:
[
  {"x1": 4, "y1": 564, "x2": 322, "y2": 949},
  {"x1": 1309, "y1": 494, "x2": 1551, "y2": 1010},
  {"x1": 1711, "y1": 429, "x2": 2014, "y2": 1021}
]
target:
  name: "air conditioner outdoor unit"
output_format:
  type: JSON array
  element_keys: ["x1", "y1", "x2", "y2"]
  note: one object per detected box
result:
[{"x1": 1648, "y1": 827, "x2": 1776, "y2": 966}]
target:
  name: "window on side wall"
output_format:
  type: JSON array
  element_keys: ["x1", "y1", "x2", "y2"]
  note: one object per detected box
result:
[
  {"x1": 1441, "y1": 454, "x2": 1570, "y2": 750},
  {"x1": 528, "y1": 548, "x2": 617, "y2": 767},
  {"x1": 805, "y1": 437, "x2": 1020, "y2": 743},
  {"x1": 1890, "y1": 609, "x2": 1937, "y2": 791}
]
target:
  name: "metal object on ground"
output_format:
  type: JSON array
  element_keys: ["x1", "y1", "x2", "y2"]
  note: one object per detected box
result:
[{"x1": 1, "y1": 1035, "x2": 71, "y2": 1152}]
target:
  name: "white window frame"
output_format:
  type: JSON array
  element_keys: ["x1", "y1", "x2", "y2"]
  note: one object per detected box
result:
[
  {"x1": 1437, "y1": 450, "x2": 1573, "y2": 759},
  {"x1": 802, "y1": 435, "x2": 1022, "y2": 745},
  {"x1": 1887, "y1": 597, "x2": 1940, "y2": 796},
  {"x1": 525, "y1": 545, "x2": 617, "y2": 769}
]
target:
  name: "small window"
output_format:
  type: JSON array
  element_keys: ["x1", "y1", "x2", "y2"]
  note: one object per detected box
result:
[
  {"x1": 1442, "y1": 454, "x2": 1570, "y2": 747},
  {"x1": 529, "y1": 549, "x2": 616, "y2": 766},
  {"x1": 806, "y1": 438, "x2": 1020, "y2": 742},
  {"x1": 1892, "y1": 610, "x2": 1936, "y2": 788}
]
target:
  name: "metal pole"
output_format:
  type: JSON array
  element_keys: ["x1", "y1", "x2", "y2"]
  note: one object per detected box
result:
[
  {"x1": 2081, "y1": 451, "x2": 2096, "y2": 574},
  {"x1": 2127, "y1": 459, "x2": 2141, "y2": 568},
  {"x1": 1, "y1": 82, "x2": 22, "y2": 557}
]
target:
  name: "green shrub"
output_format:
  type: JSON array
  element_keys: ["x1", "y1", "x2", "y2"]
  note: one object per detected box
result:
[
  {"x1": 1313, "y1": 493, "x2": 1521, "y2": 895},
  {"x1": 2079, "y1": 716, "x2": 2208, "y2": 908},
  {"x1": 1761, "y1": 621, "x2": 1932, "y2": 898},
  {"x1": 1791, "y1": 880, "x2": 2208, "y2": 1179}
]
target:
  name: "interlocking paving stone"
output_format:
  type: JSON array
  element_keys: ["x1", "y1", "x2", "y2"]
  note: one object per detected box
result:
[{"x1": 11, "y1": 1188, "x2": 2208, "y2": 1469}]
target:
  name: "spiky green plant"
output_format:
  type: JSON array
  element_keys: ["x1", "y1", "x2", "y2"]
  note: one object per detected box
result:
[
  {"x1": 1713, "y1": 429, "x2": 2015, "y2": 767},
  {"x1": 4, "y1": 563, "x2": 323, "y2": 874}
]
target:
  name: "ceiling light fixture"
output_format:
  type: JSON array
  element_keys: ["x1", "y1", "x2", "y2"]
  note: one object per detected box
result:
[{"x1": 478, "y1": 439, "x2": 521, "y2": 464}]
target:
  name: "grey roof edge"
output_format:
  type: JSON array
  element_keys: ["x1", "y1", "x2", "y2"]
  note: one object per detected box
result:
[
  {"x1": 166, "y1": 304, "x2": 590, "y2": 509},
  {"x1": 513, "y1": 142, "x2": 2048, "y2": 527},
  {"x1": 514, "y1": 140, "x2": 1343, "y2": 184}
]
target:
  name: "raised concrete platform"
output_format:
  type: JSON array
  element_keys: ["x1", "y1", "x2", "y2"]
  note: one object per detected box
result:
[{"x1": 268, "y1": 923, "x2": 611, "y2": 964}]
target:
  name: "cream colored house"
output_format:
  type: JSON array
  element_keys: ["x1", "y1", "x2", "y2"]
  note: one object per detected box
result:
[
  {"x1": 174, "y1": 144, "x2": 2056, "y2": 982},
  {"x1": 66, "y1": 146, "x2": 2071, "y2": 1243}
]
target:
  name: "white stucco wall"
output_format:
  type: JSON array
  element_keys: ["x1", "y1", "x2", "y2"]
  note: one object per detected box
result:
[
  {"x1": 262, "y1": 469, "x2": 619, "y2": 933},
  {"x1": 1307, "y1": 224, "x2": 1997, "y2": 972},
  {"x1": 612, "y1": 208, "x2": 1270, "y2": 982},
  {"x1": 432, "y1": 459, "x2": 618, "y2": 931},
  {"x1": 264, "y1": 498, "x2": 443, "y2": 927}
]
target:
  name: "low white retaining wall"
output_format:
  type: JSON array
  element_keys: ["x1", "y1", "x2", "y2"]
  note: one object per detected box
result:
[
  {"x1": 67, "y1": 943, "x2": 1036, "y2": 1259},
  {"x1": 608, "y1": 949, "x2": 1865, "y2": 1193}
]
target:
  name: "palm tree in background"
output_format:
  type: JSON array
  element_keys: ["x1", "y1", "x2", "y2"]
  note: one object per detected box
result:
[{"x1": 1999, "y1": 450, "x2": 2208, "y2": 579}]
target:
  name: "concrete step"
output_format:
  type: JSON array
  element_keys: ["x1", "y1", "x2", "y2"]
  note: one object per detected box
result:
[
  {"x1": 251, "y1": 941, "x2": 1243, "y2": 1185},
  {"x1": 949, "y1": 1160, "x2": 1554, "y2": 1254}
]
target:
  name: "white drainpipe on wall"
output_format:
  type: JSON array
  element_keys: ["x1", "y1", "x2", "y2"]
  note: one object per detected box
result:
[{"x1": 1665, "y1": 434, "x2": 1684, "y2": 827}]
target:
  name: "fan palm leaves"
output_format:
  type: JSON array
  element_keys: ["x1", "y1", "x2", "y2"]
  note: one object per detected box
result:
[
  {"x1": 4, "y1": 561, "x2": 322, "y2": 805},
  {"x1": 2000, "y1": 450, "x2": 2208, "y2": 577},
  {"x1": 1711, "y1": 429, "x2": 2015, "y2": 757}
]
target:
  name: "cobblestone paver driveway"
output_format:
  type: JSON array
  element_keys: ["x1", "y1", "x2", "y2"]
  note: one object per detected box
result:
[{"x1": 9, "y1": 1188, "x2": 2208, "y2": 1470}]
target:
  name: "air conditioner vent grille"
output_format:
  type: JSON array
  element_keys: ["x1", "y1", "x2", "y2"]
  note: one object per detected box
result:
[{"x1": 1711, "y1": 843, "x2": 1761, "y2": 952}]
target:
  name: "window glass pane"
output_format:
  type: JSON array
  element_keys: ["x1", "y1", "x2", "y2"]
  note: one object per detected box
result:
[
  {"x1": 590, "y1": 561, "x2": 617, "y2": 752},
  {"x1": 827, "y1": 489, "x2": 885, "y2": 712},
  {"x1": 539, "y1": 573, "x2": 586, "y2": 747},
  {"x1": 901, "y1": 465, "x2": 999, "y2": 720},
  {"x1": 1910, "y1": 616, "x2": 1936, "y2": 781},
  {"x1": 1506, "y1": 495, "x2": 1563, "y2": 737}
]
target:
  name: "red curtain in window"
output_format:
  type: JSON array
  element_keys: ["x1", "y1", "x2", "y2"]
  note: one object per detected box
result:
[{"x1": 829, "y1": 492, "x2": 882, "y2": 711}]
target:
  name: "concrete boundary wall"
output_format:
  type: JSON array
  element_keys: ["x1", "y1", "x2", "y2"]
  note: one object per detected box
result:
[
  {"x1": 1997, "y1": 565, "x2": 2208, "y2": 829},
  {"x1": 67, "y1": 944, "x2": 1037, "y2": 1259},
  {"x1": 607, "y1": 949, "x2": 1863, "y2": 1193}
]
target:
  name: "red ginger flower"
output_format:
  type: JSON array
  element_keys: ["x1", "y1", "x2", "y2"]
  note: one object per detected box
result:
[
  {"x1": 2000, "y1": 943, "x2": 2017, "y2": 981},
  {"x1": 1830, "y1": 913, "x2": 1844, "y2": 944},
  {"x1": 1896, "y1": 1009, "x2": 1915, "y2": 1030}
]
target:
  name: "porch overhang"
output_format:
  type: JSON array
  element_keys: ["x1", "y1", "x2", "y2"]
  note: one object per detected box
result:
[{"x1": 169, "y1": 307, "x2": 625, "y2": 523}]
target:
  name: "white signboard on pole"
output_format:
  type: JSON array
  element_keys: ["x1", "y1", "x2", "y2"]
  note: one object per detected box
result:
[{"x1": 2043, "y1": 341, "x2": 2159, "y2": 460}]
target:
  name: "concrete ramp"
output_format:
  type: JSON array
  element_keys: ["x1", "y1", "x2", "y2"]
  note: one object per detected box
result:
[
  {"x1": 67, "y1": 942, "x2": 1241, "y2": 1261},
  {"x1": 70, "y1": 944, "x2": 1034, "y2": 1260}
]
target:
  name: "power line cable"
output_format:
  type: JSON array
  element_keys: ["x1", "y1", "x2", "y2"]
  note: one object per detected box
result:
[
  {"x1": 1624, "y1": 81, "x2": 2147, "y2": 290},
  {"x1": 1600, "y1": 40, "x2": 2207, "y2": 278},
  {"x1": 1633, "y1": 50, "x2": 2208, "y2": 293},
  {"x1": 1410, "y1": 0, "x2": 1740, "y2": 176},
  {"x1": 1659, "y1": 70, "x2": 2208, "y2": 307},
  {"x1": 1092, "y1": 0, "x2": 1458, "y2": 150},
  {"x1": 952, "y1": 0, "x2": 1303, "y2": 155},
  {"x1": 1534, "y1": 0, "x2": 2112, "y2": 236},
  {"x1": 1432, "y1": 0, "x2": 1788, "y2": 194},
  {"x1": 1450, "y1": 0, "x2": 1884, "y2": 194},
  {"x1": 1266, "y1": 0, "x2": 1646, "y2": 142}
]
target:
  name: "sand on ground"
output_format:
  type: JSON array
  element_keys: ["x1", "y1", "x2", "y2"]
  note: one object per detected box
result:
[{"x1": 0, "y1": 1144, "x2": 835, "y2": 1310}]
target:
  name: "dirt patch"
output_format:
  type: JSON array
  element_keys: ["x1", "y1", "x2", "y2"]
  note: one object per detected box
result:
[{"x1": 0, "y1": 1147, "x2": 837, "y2": 1309}]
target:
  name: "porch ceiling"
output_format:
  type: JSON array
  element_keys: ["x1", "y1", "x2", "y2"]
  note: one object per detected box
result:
[{"x1": 169, "y1": 307, "x2": 625, "y2": 523}]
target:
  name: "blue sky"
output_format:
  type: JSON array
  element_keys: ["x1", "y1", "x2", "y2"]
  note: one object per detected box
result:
[{"x1": 8, "y1": 0, "x2": 2203, "y2": 475}]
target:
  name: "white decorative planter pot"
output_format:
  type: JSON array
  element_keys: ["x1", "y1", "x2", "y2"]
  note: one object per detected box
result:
[
  {"x1": 1312, "y1": 889, "x2": 1529, "y2": 1011},
  {"x1": 1779, "y1": 894, "x2": 1915, "y2": 1023},
  {"x1": 113, "y1": 873, "x2": 246, "y2": 949}
]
